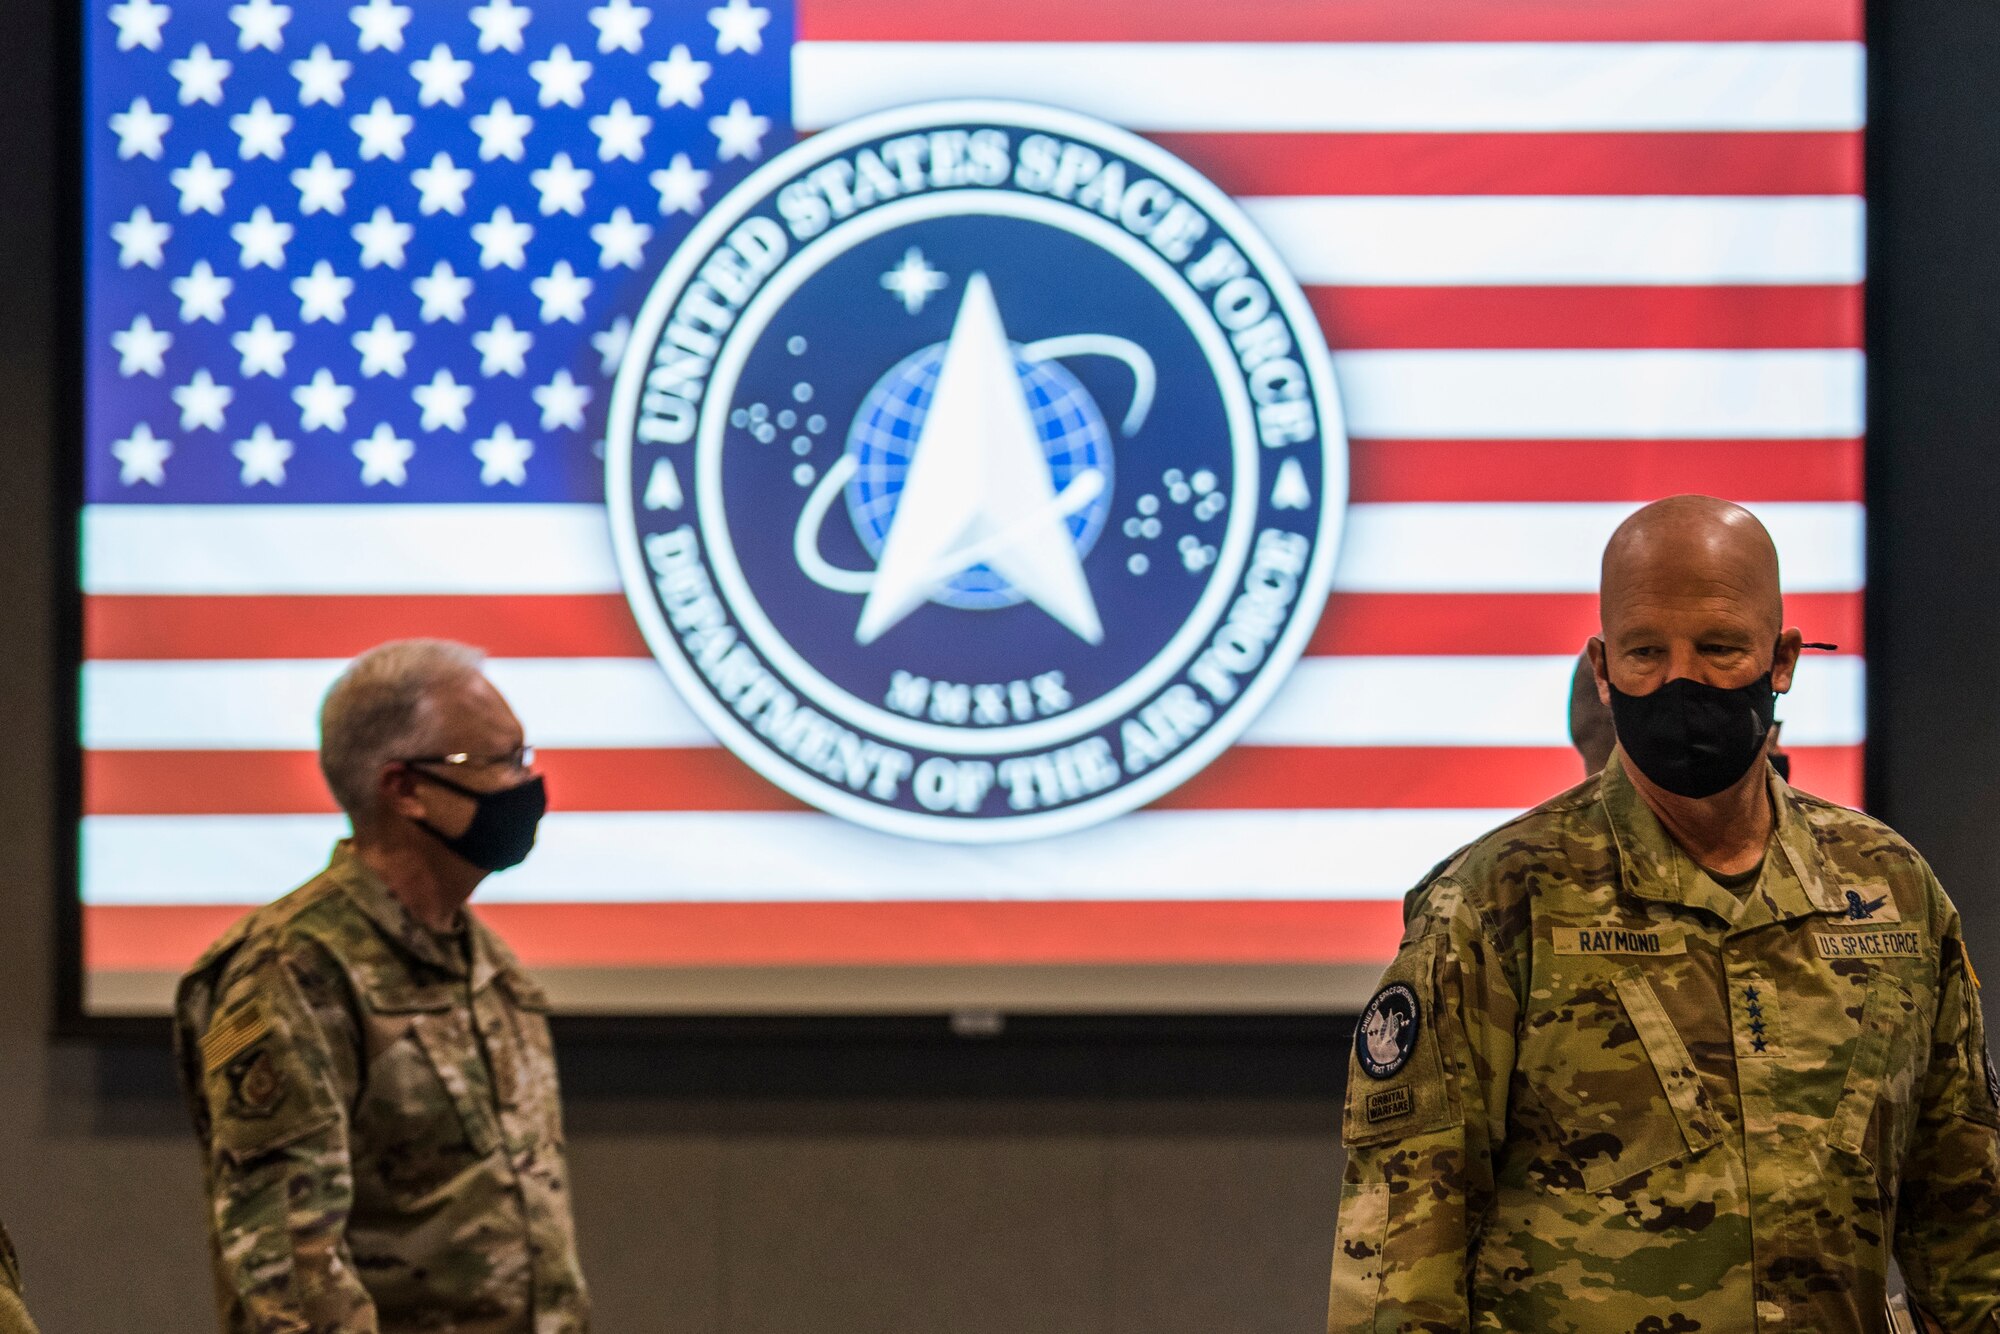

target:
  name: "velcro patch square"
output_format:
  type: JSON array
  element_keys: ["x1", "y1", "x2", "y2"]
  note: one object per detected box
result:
[{"x1": 1366, "y1": 1086, "x2": 1412, "y2": 1124}]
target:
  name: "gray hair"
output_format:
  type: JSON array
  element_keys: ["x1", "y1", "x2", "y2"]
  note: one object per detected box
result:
[{"x1": 319, "y1": 639, "x2": 488, "y2": 820}]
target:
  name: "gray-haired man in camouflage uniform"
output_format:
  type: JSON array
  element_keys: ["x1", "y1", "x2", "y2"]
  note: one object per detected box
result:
[
  {"x1": 175, "y1": 640, "x2": 589, "y2": 1333},
  {"x1": 1328, "y1": 496, "x2": 2000, "y2": 1332}
]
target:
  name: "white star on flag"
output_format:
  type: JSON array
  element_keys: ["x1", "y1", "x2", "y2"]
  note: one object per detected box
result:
[
  {"x1": 708, "y1": 0, "x2": 769, "y2": 55},
  {"x1": 470, "y1": 99, "x2": 533, "y2": 162},
  {"x1": 291, "y1": 151, "x2": 354, "y2": 215},
  {"x1": 709, "y1": 99, "x2": 769, "y2": 161},
  {"x1": 293, "y1": 368, "x2": 356, "y2": 431},
  {"x1": 649, "y1": 152, "x2": 709, "y2": 215},
  {"x1": 350, "y1": 97, "x2": 414, "y2": 161},
  {"x1": 232, "y1": 423, "x2": 294, "y2": 485},
  {"x1": 589, "y1": 99, "x2": 650, "y2": 162},
  {"x1": 229, "y1": 97, "x2": 293, "y2": 160},
  {"x1": 113, "y1": 313, "x2": 173, "y2": 377},
  {"x1": 291, "y1": 44, "x2": 352, "y2": 107},
  {"x1": 648, "y1": 44, "x2": 710, "y2": 108},
  {"x1": 529, "y1": 44, "x2": 592, "y2": 108},
  {"x1": 413, "y1": 368, "x2": 474, "y2": 431},
  {"x1": 533, "y1": 368, "x2": 592, "y2": 430},
  {"x1": 353, "y1": 422, "x2": 415, "y2": 485},
  {"x1": 529, "y1": 152, "x2": 592, "y2": 216},
  {"x1": 531, "y1": 261, "x2": 592, "y2": 324},
  {"x1": 230, "y1": 206, "x2": 293, "y2": 268},
  {"x1": 472, "y1": 206, "x2": 535, "y2": 270},
  {"x1": 349, "y1": 0, "x2": 411, "y2": 53},
  {"x1": 592, "y1": 316, "x2": 631, "y2": 374},
  {"x1": 469, "y1": 0, "x2": 532, "y2": 54},
  {"x1": 589, "y1": 0, "x2": 650, "y2": 54},
  {"x1": 352, "y1": 313, "x2": 415, "y2": 377},
  {"x1": 412, "y1": 259, "x2": 474, "y2": 323},
  {"x1": 229, "y1": 0, "x2": 290, "y2": 52},
  {"x1": 473, "y1": 422, "x2": 533, "y2": 485},
  {"x1": 881, "y1": 247, "x2": 949, "y2": 315},
  {"x1": 411, "y1": 44, "x2": 475, "y2": 108},
  {"x1": 108, "y1": 0, "x2": 171, "y2": 52},
  {"x1": 473, "y1": 314, "x2": 534, "y2": 376},
  {"x1": 172, "y1": 369, "x2": 233, "y2": 430},
  {"x1": 590, "y1": 206, "x2": 651, "y2": 268},
  {"x1": 232, "y1": 314, "x2": 294, "y2": 377},
  {"x1": 171, "y1": 261, "x2": 233, "y2": 322},
  {"x1": 169, "y1": 44, "x2": 231, "y2": 106},
  {"x1": 111, "y1": 422, "x2": 172, "y2": 485},
  {"x1": 292, "y1": 260, "x2": 355, "y2": 323},
  {"x1": 411, "y1": 151, "x2": 475, "y2": 215},
  {"x1": 112, "y1": 205, "x2": 171, "y2": 269},
  {"x1": 170, "y1": 152, "x2": 232, "y2": 215},
  {"x1": 110, "y1": 97, "x2": 172, "y2": 160},
  {"x1": 351, "y1": 206, "x2": 413, "y2": 269}
]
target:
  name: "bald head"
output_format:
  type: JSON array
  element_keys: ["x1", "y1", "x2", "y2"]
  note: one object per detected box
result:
[{"x1": 1591, "y1": 495, "x2": 1801, "y2": 707}]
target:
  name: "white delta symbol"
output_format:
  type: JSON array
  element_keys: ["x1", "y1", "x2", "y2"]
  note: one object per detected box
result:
[{"x1": 794, "y1": 270, "x2": 1155, "y2": 647}]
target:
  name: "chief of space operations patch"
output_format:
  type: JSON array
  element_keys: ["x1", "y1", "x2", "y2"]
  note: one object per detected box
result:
[
  {"x1": 605, "y1": 101, "x2": 1346, "y2": 842},
  {"x1": 1357, "y1": 982, "x2": 1421, "y2": 1081}
]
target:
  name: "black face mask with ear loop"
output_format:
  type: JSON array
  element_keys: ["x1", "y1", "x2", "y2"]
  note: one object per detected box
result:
[
  {"x1": 1607, "y1": 639, "x2": 1836, "y2": 800},
  {"x1": 412, "y1": 770, "x2": 548, "y2": 872}
]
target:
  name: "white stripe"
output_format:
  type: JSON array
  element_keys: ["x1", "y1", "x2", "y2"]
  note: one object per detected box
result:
[
  {"x1": 80, "y1": 809, "x2": 1510, "y2": 905},
  {"x1": 1244, "y1": 197, "x2": 1863, "y2": 286},
  {"x1": 83, "y1": 504, "x2": 622, "y2": 595},
  {"x1": 81, "y1": 652, "x2": 1865, "y2": 750},
  {"x1": 80, "y1": 501, "x2": 1862, "y2": 598},
  {"x1": 1333, "y1": 502, "x2": 1864, "y2": 593},
  {"x1": 793, "y1": 42, "x2": 1865, "y2": 133},
  {"x1": 1333, "y1": 350, "x2": 1864, "y2": 439}
]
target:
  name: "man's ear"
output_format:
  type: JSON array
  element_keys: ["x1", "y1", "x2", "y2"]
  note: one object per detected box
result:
[
  {"x1": 1771, "y1": 627, "x2": 1805, "y2": 695},
  {"x1": 377, "y1": 763, "x2": 425, "y2": 822},
  {"x1": 1586, "y1": 636, "x2": 1611, "y2": 706}
]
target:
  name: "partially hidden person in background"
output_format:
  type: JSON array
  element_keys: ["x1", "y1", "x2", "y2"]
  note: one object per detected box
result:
[
  {"x1": 0, "y1": 1222, "x2": 40, "y2": 1333},
  {"x1": 174, "y1": 640, "x2": 589, "y2": 1333},
  {"x1": 1329, "y1": 496, "x2": 2000, "y2": 1332}
]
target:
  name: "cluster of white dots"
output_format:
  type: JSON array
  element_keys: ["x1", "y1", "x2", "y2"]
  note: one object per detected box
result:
[
  {"x1": 725, "y1": 338, "x2": 832, "y2": 487},
  {"x1": 1122, "y1": 467, "x2": 1226, "y2": 575}
]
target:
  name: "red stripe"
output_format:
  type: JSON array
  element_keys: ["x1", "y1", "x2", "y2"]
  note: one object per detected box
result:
[
  {"x1": 1311, "y1": 286, "x2": 1862, "y2": 351},
  {"x1": 798, "y1": 0, "x2": 1860, "y2": 43},
  {"x1": 1305, "y1": 592, "x2": 1863, "y2": 657},
  {"x1": 85, "y1": 899, "x2": 1411, "y2": 971},
  {"x1": 1347, "y1": 438, "x2": 1863, "y2": 503},
  {"x1": 1154, "y1": 132, "x2": 1863, "y2": 198},
  {"x1": 84, "y1": 587, "x2": 1863, "y2": 663},
  {"x1": 82, "y1": 744, "x2": 1864, "y2": 816}
]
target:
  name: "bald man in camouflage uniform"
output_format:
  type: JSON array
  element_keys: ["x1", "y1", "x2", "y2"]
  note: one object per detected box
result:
[
  {"x1": 175, "y1": 642, "x2": 588, "y2": 1332},
  {"x1": 1328, "y1": 498, "x2": 2000, "y2": 1332},
  {"x1": 0, "y1": 1224, "x2": 40, "y2": 1334}
]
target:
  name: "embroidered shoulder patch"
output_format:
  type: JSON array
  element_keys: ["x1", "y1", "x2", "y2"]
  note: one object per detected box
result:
[
  {"x1": 224, "y1": 1047, "x2": 285, "y2": 1119},
  {"x1": 1812, "y1": 928, "x2": 1925, "y2": 960},
  {"x1": 1356, "y1": 983, "x2": 1421, "y2": 1081},
  {"x1": 1553, "y1": 927, "x2": 1687, "y2": 957},
  {"x1": 200, "y1": 999, "x2": 271, "y2": 1074},
  {"x1": 1365, "y1": 1086, "x2": 1412, "y2": 1123}
]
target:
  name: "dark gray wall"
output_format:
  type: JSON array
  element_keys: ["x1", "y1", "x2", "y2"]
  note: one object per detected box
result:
[{"x1": 7, "y1": 1, "x2": 2000, "y2": 1331}]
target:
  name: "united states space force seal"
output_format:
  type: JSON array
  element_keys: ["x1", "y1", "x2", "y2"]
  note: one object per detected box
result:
[{"x1": 606, "y1": 101, "x2": 1346, "y2": 841}]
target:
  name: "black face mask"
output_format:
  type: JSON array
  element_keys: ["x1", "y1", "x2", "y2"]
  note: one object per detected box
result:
[
  {"x1": 1608, "y1": 671, "x2": 1777, "y2": 800},
  {"x1": 413, "y1": 772, "x2": 547, "y2": 872}
]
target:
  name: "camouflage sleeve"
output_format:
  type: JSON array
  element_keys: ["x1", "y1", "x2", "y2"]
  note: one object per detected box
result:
[
  {"x1": 1894, "y1": 881, "x2": 2000, "y2": 1333},
  {"x1": 0, "y1": 1225, "x2": 39, "y2": 1334},
  {"x1": 196, "y1": 941, "x2": 377, "y2": 1334},
  {"x1": 1327, "y1": 876, "x2": 1518, "y2": 1334}
]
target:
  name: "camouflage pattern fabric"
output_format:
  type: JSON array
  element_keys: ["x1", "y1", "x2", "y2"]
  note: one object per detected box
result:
[
  {"x1": 174, "y1": 842, "x2": 590, "y2": 1334},
  {"x1": 1328, "y1": 753, "x2": 2000, "y2": 1333},
  {"x1": 0, "y1": 1223, "x2": 40, "y2": 1334}
]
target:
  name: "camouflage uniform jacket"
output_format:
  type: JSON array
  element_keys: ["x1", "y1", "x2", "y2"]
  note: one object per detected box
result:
[
  {"x1": 174, "y1": 843, "x2": 590, "y2": 1334},
  {"x1": 0, "y1": 1223, "x2": 39, "y2": 1334},
  {"x1": 1328, "y1": 754, "x2": 2000, "y2": 1333}
]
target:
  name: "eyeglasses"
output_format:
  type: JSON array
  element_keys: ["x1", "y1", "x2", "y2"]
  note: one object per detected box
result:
[{"x1": 397, "y1": 744, "x2": 536, "y2": 775}]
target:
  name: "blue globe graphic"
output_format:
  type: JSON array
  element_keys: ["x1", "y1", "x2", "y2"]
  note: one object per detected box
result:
[{"x1": 843, "y1": 343, "x2": 1116, "y2": 611}]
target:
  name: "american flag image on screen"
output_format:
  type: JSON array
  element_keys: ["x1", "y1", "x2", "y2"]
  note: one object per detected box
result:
[{"x1": 78, "y1": 0, "x2": 1865, "y2": 1015}]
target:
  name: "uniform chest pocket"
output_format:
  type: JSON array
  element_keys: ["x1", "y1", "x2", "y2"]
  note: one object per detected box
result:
[
  {"x1": 363, "y1": 983, "x2": 502, "y2": 1165},
  {"x1": 1829, "y1": 971, "x2": 1923, "y2": 1170},
  {"x1": 1535, "y1": 969, "x2": 1725, "y2": 1193}
]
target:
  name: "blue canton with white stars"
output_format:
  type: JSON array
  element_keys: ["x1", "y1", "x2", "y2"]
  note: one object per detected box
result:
[{"x1": 88, "y1": 0, "x2": 791, "y2": 503}]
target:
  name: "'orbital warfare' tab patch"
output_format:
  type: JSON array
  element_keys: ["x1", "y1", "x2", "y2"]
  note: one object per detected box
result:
[
  {"x1": 1812, "y1": 929, "x2": 1926, "y2": 960},
  {"x1": 1366, "y1": 1086, "x2": 1413, "y2": 1123},
  {"x1": 1553, "y1": 927, "x2": 1688, "y2": 957}
]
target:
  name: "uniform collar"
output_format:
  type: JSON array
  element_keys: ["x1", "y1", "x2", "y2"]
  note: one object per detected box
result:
[
  {"x1": 327, "y1": 840, "x2": 500, "y2": 988},
  {"x1": 1600, "y1": 752, "x2": 1843, "y2": 930}
]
